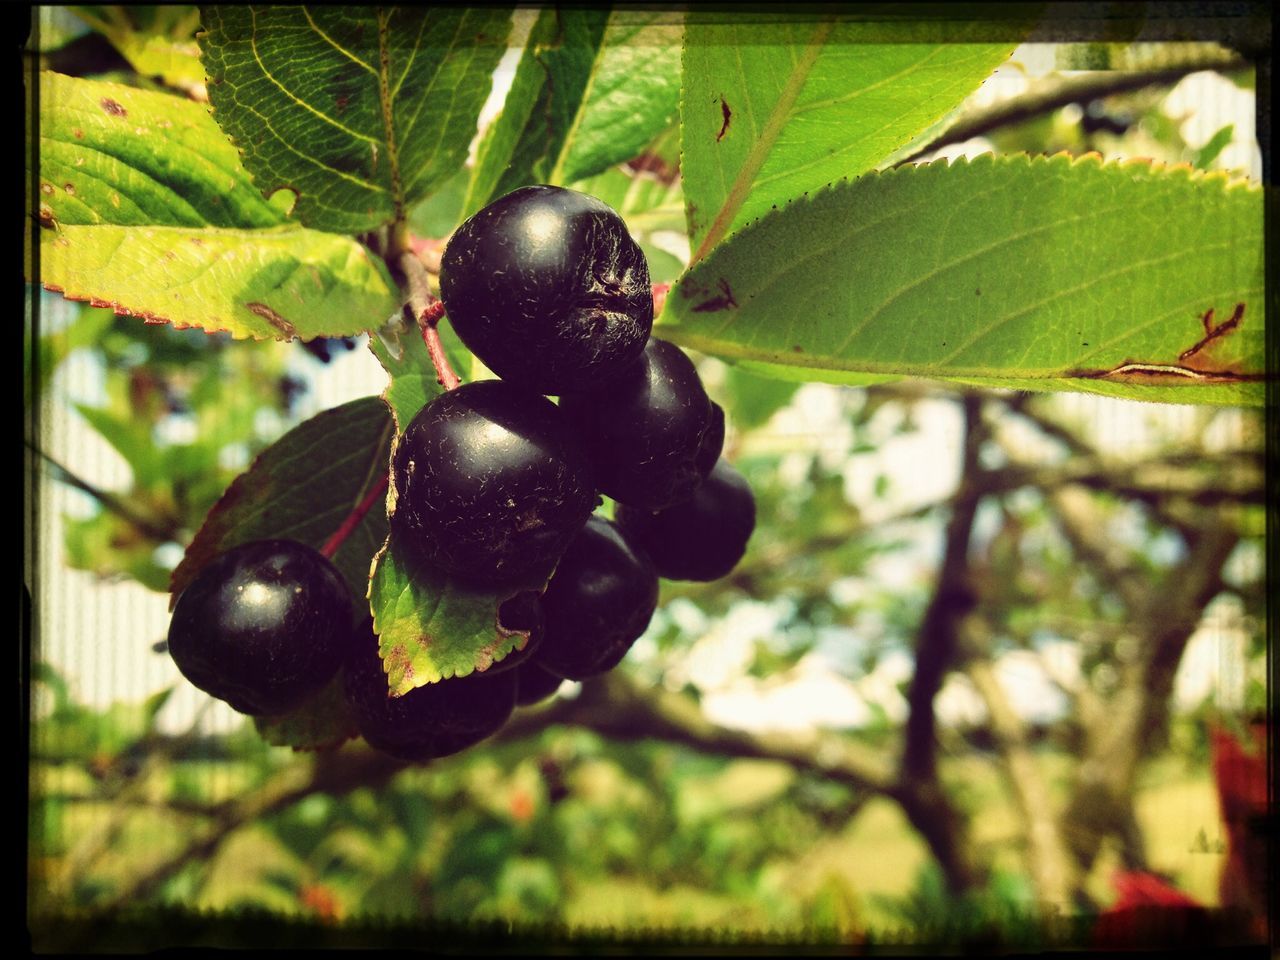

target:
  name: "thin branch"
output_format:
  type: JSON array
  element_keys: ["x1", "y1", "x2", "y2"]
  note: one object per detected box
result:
[
  {"x1": 398, "y1": 251, "x2": 459, "y2": 391},
  {"x1": 505, "y1": 671, "x2": 895, "y2": 793},
  {"x1": 963, "y1": 622, "x2": 1081, "y2": 910},
  {"x1": 319, "y1": 473, "x2": 389, "y2": 560},
  {"x1": 95, "y1": 670, "x2": 898, "y2": 909},
  {"x1": 898, "y1": 54, "x2": 1251, "y2": 165},
  {"x1": 26, "y1": 439, "x2": 178, "y2": 543}
]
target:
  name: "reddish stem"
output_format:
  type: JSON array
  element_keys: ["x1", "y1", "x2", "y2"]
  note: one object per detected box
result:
[
  {"x1": 320, "y1": 473, "x2": 390, "y2": 560},
  {"x1": 652, "y1": 282, "x2": 671, "y2": 317},
  {"x1": 418, "y1": 304, "x2": 460, "y2": 391}
]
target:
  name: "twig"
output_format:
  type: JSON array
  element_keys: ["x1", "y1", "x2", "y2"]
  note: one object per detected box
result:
[
  {"x1": 963, "y1": 622, "x2": 1081, "y2": 910},
  {"x1": 95, "y1": 668, "x2": 900, "y2": 909},
  {"x1": 25, "y1": 438, "x2": 178, "y2": 543},
  {"x1": 897, "y1": 55, "x2": 1251, "y2": 165},
  {"x1": 319, "y1": 473, "x2": 390, "y2": 560},
  {"x1": 398, "y1": 252, "x2": 459, "y2": 391}
]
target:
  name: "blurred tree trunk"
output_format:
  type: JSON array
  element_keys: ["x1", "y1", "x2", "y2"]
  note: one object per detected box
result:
[{"x1": 1052, "y1": 488, "x2": 1240, "y2": 888}]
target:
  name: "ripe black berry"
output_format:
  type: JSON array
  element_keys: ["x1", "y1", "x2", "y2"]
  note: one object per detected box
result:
[
  {"x1": 483, "y1": 591, "x2": 546, "y2": 675},
  {"x1": 695, "y1": 401, "x2": 726, "y2": 477},
  {"x1": 167, "y1": 539, "x2": 353, "y2": 716},
  {"x1": 514, "y1": 662, "x2": 564, "y2": 707},
  {"x1": 615, "y1": 460, "x2": 755, "y2": 582},
  {"x1": 439, "y1": 185, "x2": 652, "y2": 395},
  {"x1": 344, "y1": 624, "x2": 517, "y2": 762},
  {"x1": 390, "y1": 380, "x2": 597, "y2": 587},
  {"x1": 537, "y1": 516, "x2": 659, "y2": 680},
  {"x1": 560, "y1": 338, "x2": 720, "y2": 511}
]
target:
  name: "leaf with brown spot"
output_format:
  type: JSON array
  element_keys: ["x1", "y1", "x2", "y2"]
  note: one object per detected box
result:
[
  {"x1": 39, "y1": 224, "x2": 398, "y2": 340},
  {"x1": 368, "y1": 530, "x2": 544, "y2": 697},
  {"x1": 659, "y1": 154, "x2": 1264, "y2": 406},
  {"x1": 171, "y1": 397, "x2": 394, "y2": 607}
]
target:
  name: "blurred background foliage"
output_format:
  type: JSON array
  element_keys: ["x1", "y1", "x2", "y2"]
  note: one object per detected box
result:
[{"x1": 26, "y1": 6, "x2": 1267, "y2": 950}]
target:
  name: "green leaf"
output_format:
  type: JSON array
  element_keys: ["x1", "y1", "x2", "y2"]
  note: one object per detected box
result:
[
  {"x1": 721, "y1": 365, "x2": 800, "y2": 432},
  {"x1": 200, "y1": 6, "x2": 511, "y2": 234},
  {"x1": 368, "y1": 323, "x2": 443, "y2": 431},
  {"x1": 74, "y1": 402, "x2": 160, "y2": 485},
  {"x1": 254, "y1": 675, "x2": 359, "y2": 752},
  {"x1": 659, "y1": 154, "x2": 1264, "y2": 406},
  {"x1": 553, "y1": 10, "x2": 683, "y2": 186},
  {"x1": 35, "y1": 72, "x2": 283, "y2": 228},
  {"x1": 39, "y1": 224, "x2": 399, "y2": 340},
  {"x1": 367, "y1": 533, "x2": 539, "y2": 696},
  {"x1": 70, "y1": 6, "x2": 206, "y2": 95},
  {"x1": 171, "y1": 397, "x2": 395, "y2": 607},
  {"x1": 1194, "y1": 124, "x2": 1235, "y2": 170},
  {"x1": 463, "y1": 8, "x2": 610, "y2": 217},
  {"x1": 681, "y1": 13, "x2": 1018, "y2": 264}
]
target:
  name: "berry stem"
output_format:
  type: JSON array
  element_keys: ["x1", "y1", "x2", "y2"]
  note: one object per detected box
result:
[
  {"x1": 652, "y1": 282, "x2": 671, "y2": 317},
  {"x1": 320, "y1": 473, "x2": 390, "y2": 560},
  {"x1": 398, "y1": 251, "x2": 461, "y2": 391}
]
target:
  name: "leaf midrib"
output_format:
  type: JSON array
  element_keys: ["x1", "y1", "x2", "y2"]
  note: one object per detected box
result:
[
  {"x1": 689, "y1": 17, "x2": 834, "y2": 266},
  {"x1": 547, "y1": 12, "x2": 611, "y2": 185}
]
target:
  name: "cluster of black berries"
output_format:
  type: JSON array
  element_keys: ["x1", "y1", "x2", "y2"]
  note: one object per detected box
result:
[{"x1": 166, "y1": 186, "x2": 755, "y2": 764}]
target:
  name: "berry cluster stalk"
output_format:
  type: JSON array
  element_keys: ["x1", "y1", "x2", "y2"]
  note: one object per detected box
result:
[
  {"x1": 398, "y1": 251, "x2": 460, "y2": 392},
  {"x1": 319, "y1": 473, "x2": 390, "y2": 560}
]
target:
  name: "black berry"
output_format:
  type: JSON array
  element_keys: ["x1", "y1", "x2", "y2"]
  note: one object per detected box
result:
[
  {"x1": 167, "y1": 539, "x2": 353, "y2": 716},
  {"x1": 483, "y1": 591, "x2": 546, "y2": 675},
  {"x1": 439, "y1": 185, "x2": 652, "y2": 395},
  {"x1": 537, "y1": 516, "x2": 659, "y2": 680},
  {"x1": 390, "y1": 380, "x2": 597, "y2": 587},
  {"x1": 560, "y1": 338, "x2": 719, "y2": 510},
  {"x1": 344, "y1": 623, "x2": 517, "y2": 762},
  {"x1": 615, "y1": 460, "x2": 755, "y2": 582},
  {"x1": 514, "y1": 662, "x2": 564, "y2": 707},
  {"x1": 695, "y1": 401, "x2": 726, "y2": 477}
]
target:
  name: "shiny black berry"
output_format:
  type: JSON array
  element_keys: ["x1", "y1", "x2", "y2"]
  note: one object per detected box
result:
[
  {"x1": 167, "y1": 539, "x2": 353, "y2": 716},
  {"x1": 344, "y1": 624, "x2": 517, "y2": 762},
  {"x1": 482, "y1": 591, "x2": 546, "y2": 675},
  {"x1": 389, "y1": 380, "x2": 597, "y2": 587},
  {"x1": 514, "y1": 662, "x2": 565, "y2": 707},
  {"x1": 439, "y1": 185, "x2": 652, "y2": 395},
  {"x1": 615, "y1": 460, "x2": 755, "y2": 582},
  {"x1": 537, "y1": 516, "x2": 659, "y2": 680},
  {"x1": 560, "y1": 338, "x2": 720, "y2": 511}
]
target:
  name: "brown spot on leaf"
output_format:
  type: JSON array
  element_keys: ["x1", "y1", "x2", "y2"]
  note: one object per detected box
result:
[
  {"x1": 40, "y1": 183, "x2": 53, "y2": 195},
  {"x1": 692, "y1": 278, "x2": 739, "y2": 313},
  {"x1": 63, "y1": 182, "x2": 75, "y2": 195},
  {"x1": 717, "y1": 95, "x2": 731, "y2": 142},
  {"x1": 72, "y1": 128, "x2": 84, "y2": 139},
  {"x1": 624, "y1": 152, "x2": 678, "y2": 186},
  {"x1": 335, "y1": 93, "x2": 350, "y2": 113},
  {"x1": 1179, "y1": 302, "x2": 1244, "y2": 364},
  {"x1": 1067, "y1": 360, "x2": 1267, "y2": 385},
  {"x1": 792, "y1": 345, "x2": 804, "y2": 353},
  {"x1": 246, "y1": 302, "x2": 297, "y2": 338},
  {"x1": 100, "y1": 97, "x2": 127, "y2": 117}
]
